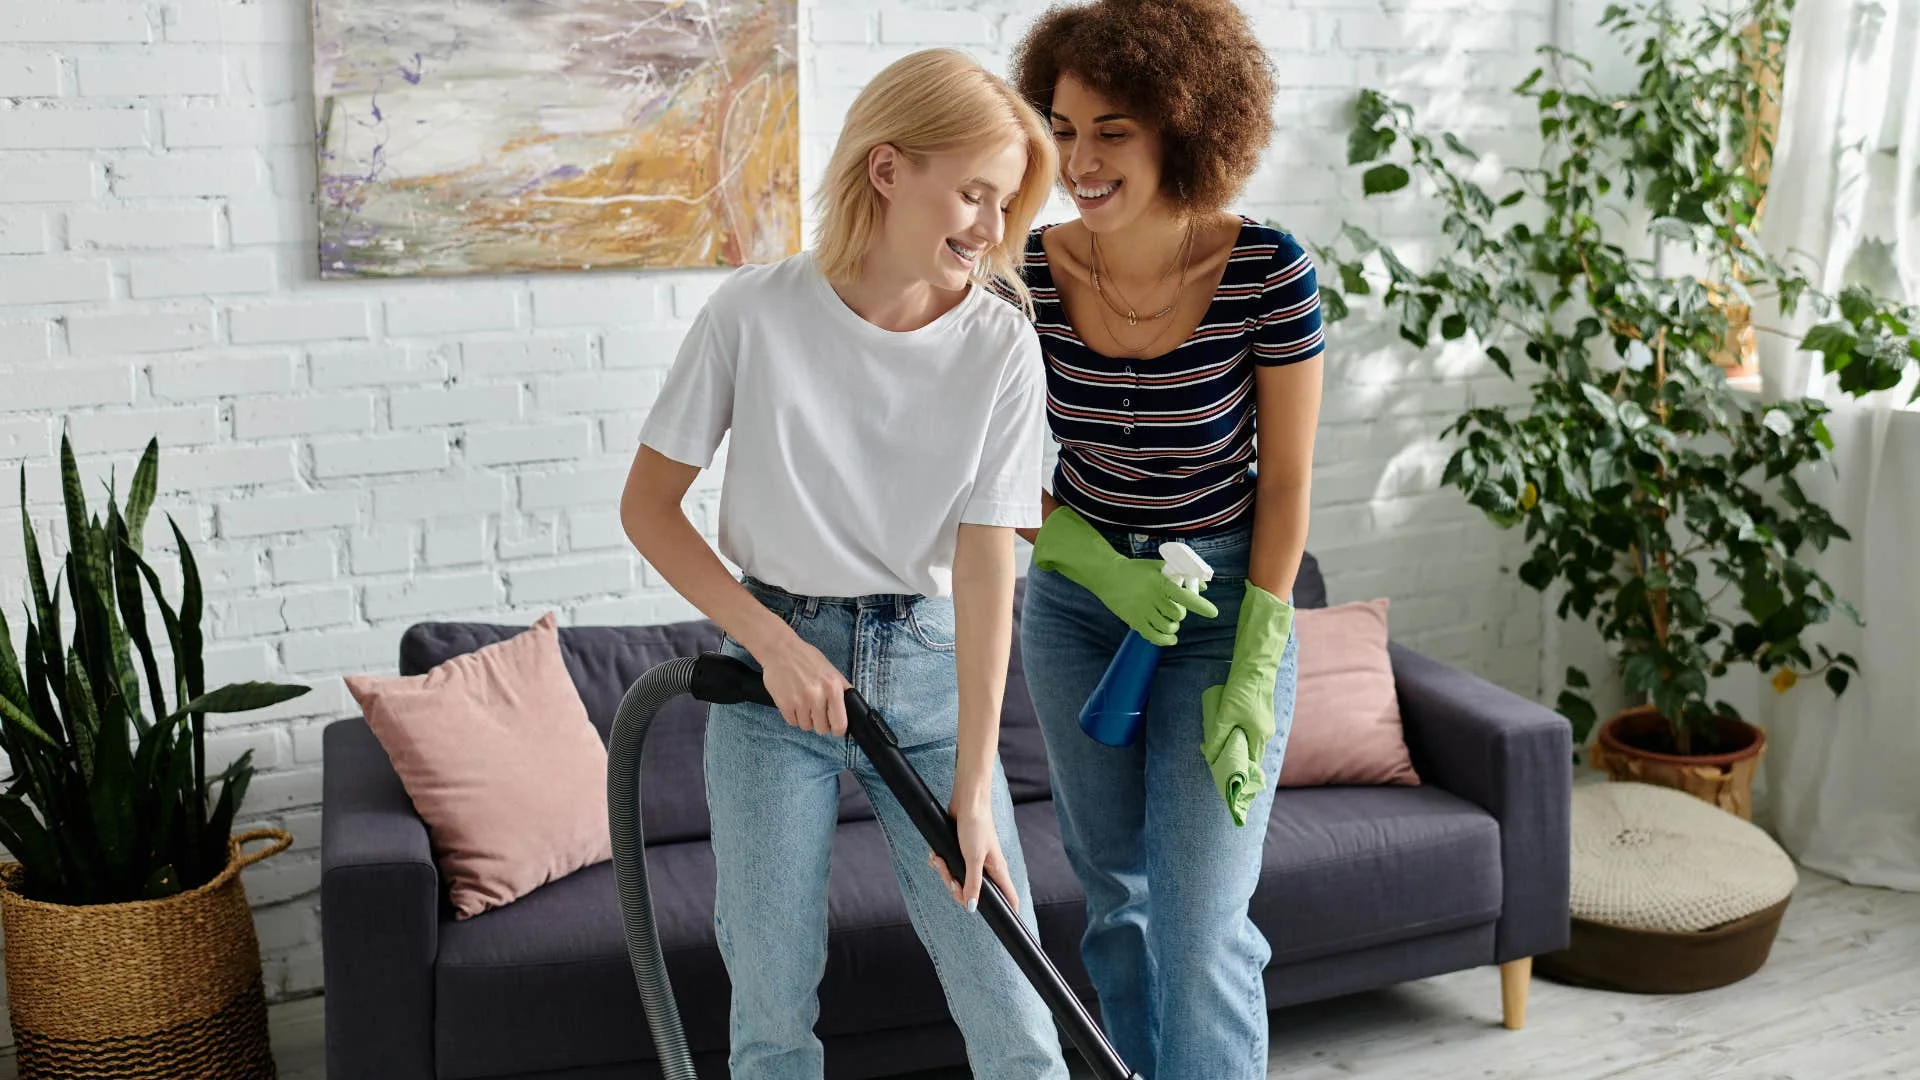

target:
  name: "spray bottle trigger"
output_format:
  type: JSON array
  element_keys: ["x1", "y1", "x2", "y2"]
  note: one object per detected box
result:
[{"x1": 1158, "y1": 541, "x2": 1213, "y2": 595}]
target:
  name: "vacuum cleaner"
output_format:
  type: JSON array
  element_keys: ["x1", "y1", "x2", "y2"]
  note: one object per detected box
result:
[{"x1": 607, "y1": 651, "x2": 1143, "y2": 1080}]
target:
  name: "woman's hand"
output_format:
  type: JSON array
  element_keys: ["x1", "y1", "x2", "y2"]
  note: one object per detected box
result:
[
  {"x1": 927, "y1": 799, "x2": 1019, "y2": 914},
  {"x1": 1030, "y1": 505, "x2": 1217, "y2": 644},
  {"x1": 757, "y1": 629, "x2": 852, "y2": 736}
]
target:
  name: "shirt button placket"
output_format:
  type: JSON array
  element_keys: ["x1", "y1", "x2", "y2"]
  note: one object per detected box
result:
[{"x1": 1123, "y1": 365, "x2": 1136, "y2": 437}]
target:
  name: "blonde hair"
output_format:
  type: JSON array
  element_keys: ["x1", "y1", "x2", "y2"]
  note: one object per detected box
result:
[{"x1": 812, "y1": 49, "x2": 1056, "y2": 315}]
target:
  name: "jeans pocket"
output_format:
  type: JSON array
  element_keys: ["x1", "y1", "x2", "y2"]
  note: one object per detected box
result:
[{"x1": 904, "y1": 598, "x2": 957, "y2": 652}]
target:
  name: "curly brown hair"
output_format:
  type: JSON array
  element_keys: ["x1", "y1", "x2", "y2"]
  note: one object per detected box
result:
[{"x1": 1010, "y1": 0, "x2": 1276, "y2": 215}]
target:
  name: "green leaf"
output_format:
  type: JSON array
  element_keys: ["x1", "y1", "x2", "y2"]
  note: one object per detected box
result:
[
  {"x1": 1498, "y1": 189, "x2": 1526, "y2": 208},
  {"x1": 201, "y1": 751, "x2": 254, "y2": 882},
  {"x1": 22, "y1": 473, "x2": 65, "y2": 708},
  {"x1": 66, "y1": 653, "x2": 99, "y2": 785},
  {"x1": 1564, "y1": 665, "x2": 1590, "y2": 689},
  {"x1": 165, "y1": 681, "x2": 310, "y2": 725},
  {"x1": 1837, "y1": 285, "x2": 1877, "y2": 323},
  {"x1": 1441, "y1": 313, "x2": 1468, "y2": 340},
  {"x1": 88, "y1": 690, "x2": 136, "y2": 873},
  {"x1": 1825, "y1": 667, "x2": 1850, "y2": 696},
  {"x1": 143, "y1": 863, "x2": 181, "y2": 900},
  {"x1": 0, "y1": 693, "x2": 60, "y2": 751},
  {"x1": 125, "y1": 437, "x2": 158, "y2": 545},
  {"x1": 1340, "y1": 222, "x2": 1379, "y2": 254},
  {"x1": 1346, "y1": 124, "x2": 1395, "y2": 166},
  {"x1": 1555, "y1": 690, "x2": 1598, "y2": 742},
  {"x1": 0, "y1": 794, "x2": 61, "y2": 899},
  {"x1": 1519, "y1": 556, "x2": 1556, "y2": 590},
  {"x1": 1579, "y1": 381, "x2": 1619, "y2": 419},
  {"x1": 111, "y1": 505, "x2": 165, "y2": 724},
  {"x1": 59, "y1": 435, "x2": 100, "y2": 605},
  {"x1": 0, "y1": 606, "x2": 32, "y2": 741},
  {"x1": 1443, "y1": 132, "x2": 1480, "y2": 161},
  {"x1": 1515, "y1": 68, "x2": 1544, "y2": 93},
  {"x1": 1363, "y1": 164, "x2": 1412, "y2": 196},
  {"x1": 1649, "y1": 217, "x2": 1695, "y2": 241},
  {"x1": 1799, "y1": 321, "x2": 1858, "y2": 355},
  {"x1": 1319, "y1": 286, "x2": 1350, "y2": 323}
]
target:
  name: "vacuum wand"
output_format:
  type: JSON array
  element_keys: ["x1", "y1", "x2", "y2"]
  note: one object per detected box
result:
[{"x1": 614, "y1": 654, "x2": 1142, "y2": 1080}]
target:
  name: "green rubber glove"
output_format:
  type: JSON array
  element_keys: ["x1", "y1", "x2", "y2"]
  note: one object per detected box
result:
[
  {"x1": 1200, "y1": 583, "x2": 1294, "y2": 827},
  {"x1": 1031, "y1": 506, "x2": 1218, "y2": 646}
]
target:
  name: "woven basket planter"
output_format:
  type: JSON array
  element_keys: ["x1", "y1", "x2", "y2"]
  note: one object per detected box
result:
[{"x1": 0, "y1": 828, "x2": 291, "y2": 1080}]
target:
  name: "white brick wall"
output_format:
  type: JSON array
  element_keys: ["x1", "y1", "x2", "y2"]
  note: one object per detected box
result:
[{"x1": 0, "y1": 0, "x2": 1551, "y2": 1013}]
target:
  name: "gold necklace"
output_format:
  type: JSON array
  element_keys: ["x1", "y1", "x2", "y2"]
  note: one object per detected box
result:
[
  {"x1": 1091, "y1": 224, "x2": 1196, "y2": 358},
  {"x1": 1089, "y1": 222, "x2": 1193, "y2": 326}
]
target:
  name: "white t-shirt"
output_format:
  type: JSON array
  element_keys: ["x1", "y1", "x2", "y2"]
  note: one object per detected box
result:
[{"x1": 638, "y1": 251, "x2": 1046, "y2": 599}]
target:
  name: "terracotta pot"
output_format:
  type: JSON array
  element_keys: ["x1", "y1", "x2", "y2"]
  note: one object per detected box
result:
[{"x1": 1589, "y1": 706, "x2": 1766, "y2": 820}]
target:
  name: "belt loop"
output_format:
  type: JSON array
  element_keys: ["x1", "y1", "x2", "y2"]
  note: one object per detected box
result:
[{"x1": 803, "y1": 595, "x2": 820, "y2": 618}]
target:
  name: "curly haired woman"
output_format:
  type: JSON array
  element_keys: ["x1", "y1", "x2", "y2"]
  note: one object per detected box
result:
[{"x1": 1005, "y1": 2, "x2": 1326, "y2": 1076}]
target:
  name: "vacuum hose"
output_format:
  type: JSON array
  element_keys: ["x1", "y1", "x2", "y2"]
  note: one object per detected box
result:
[
  {"x1": 607, "y1": 652, "x2": 1142, "y2": 1080},
  {"x1": 606, "y1": 656, "x2": 701, "y2": 1080}
]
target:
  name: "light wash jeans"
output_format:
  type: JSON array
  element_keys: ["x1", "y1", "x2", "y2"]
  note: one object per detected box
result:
[
  {"x1": 1020, "y1": 523, "x2": 1298, "y2": 1080},
  {"x1": 706, "y1": 576, "x2": 1070, "y2": 1080}
]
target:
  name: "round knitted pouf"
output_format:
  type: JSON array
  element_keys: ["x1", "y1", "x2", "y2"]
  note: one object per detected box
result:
[{"x1": 1537, "y1": 781, "x2": 1799, "y2": 994}]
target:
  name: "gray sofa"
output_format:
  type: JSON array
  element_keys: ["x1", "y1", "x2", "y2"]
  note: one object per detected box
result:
[{"x1": 321, "y1": 555, "x2": 1572, "y2": 1079}]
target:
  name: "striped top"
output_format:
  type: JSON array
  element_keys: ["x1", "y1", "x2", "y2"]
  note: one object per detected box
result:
[{"x1": 1017, "y1": 217, "x2": 1325, "y2": 534}]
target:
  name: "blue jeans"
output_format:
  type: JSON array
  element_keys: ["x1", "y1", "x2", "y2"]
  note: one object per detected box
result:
[
  {"x1": 1020, "y1": 524, "x2": 1298, "y2": 1080},
  {"x1": 706, "y1": 577, "x2": 1070, "y2": 1080}
]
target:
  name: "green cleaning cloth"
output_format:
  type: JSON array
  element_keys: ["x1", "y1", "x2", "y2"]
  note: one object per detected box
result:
[
  {"x1": 1031, "y1": 506, "x2": 1217, "y2": 646},
  {"x1": 1200, "y1": 583, "x2": 1294, "y2": 826}
]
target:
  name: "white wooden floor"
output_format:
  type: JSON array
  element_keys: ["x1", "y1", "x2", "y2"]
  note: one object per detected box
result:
[{"x1": 3, "y1": 868, "x2": 1913, "y2": 1079}]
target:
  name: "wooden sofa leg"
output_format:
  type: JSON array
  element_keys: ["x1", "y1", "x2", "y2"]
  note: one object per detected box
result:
[{"x1": 1500, "y1": 957, "x2": 1532, "y2": 1030}]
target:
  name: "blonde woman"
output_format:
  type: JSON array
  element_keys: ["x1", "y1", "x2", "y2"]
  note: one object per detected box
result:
[{"x1": 620, "y1": 49, "x2": 1070, "y2": 1080}]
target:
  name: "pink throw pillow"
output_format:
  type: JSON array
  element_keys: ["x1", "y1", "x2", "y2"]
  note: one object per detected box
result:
[
  {"x1": 1278, "y1": 598, "x2": 1421, "y2": 788},
  {"x1": 344, "y1": 612, "x2": 612, "y2": 919}
]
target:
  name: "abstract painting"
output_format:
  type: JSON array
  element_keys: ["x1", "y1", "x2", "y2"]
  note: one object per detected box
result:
[{"x1": 312, "y1": 0, "x2": 799, "y2": 278}]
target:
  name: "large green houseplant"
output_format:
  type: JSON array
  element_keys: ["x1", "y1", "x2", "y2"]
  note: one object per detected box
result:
[
  {"x1": 0, "y1": 435, "x2": 309, "y2": 1079},
  {"x1": 1302, "y1": 0, "x2": 1910, "y2": 816}
]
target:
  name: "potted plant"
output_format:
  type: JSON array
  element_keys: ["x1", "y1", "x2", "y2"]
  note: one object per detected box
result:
[
  {"x1": 0, "y1": 435, "x2": 309, "y2": 1079},
  {"x1": 1300, "y1": 0, "x2": 1918, "y2": 818}
]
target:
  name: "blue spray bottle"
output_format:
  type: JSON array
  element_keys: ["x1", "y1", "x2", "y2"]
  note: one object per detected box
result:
[{"x1": 1078, "y1": 542, "x2": 1213, "y2": 747}]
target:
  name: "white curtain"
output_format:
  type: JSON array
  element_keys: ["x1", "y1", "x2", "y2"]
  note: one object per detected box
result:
[{"x1": 1752, "y1": 0, "x2": 1920, "y2": 890}]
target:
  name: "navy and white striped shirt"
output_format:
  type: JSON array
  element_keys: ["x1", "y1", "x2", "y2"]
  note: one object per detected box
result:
[{"x1": 1018, "y1": 218, "x2": 1325, "y2": 534}]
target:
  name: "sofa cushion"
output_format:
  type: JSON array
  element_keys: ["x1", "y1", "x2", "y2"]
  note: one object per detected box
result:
[
  {"x1": 1254, "y1": 785, "x2": 1503, "y2": 965},
  {"x1": 401, "y1": 618, "x2": 723, "y2": 847},
  {"x1": 345, "y1": 613, "x2": 612, "y2": 920},
  {"x1": 432, "y1": 801, "x2": 1092, "y2": 1079},
  {"x1": 1279, "y1": 599, "x2": 1420, "y2": 788}
]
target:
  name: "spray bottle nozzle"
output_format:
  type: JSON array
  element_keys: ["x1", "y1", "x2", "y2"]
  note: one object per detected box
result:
[{"x1": 1158, "y1": 542, "x2": 1213, "y2": 594}]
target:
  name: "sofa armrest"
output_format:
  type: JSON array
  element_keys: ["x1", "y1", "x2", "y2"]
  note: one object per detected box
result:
[
  {"x1": 1391, "y1": 643, "x2": 1572, "y2": 962},
  {"x1": 321, "y1": 717, "x2": 439, "y2": 1080}
]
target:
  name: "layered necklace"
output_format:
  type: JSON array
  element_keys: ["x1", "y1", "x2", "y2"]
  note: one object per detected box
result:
[{"x1": 1088, "y1": 218, "x2": 1196, "y2": 355}]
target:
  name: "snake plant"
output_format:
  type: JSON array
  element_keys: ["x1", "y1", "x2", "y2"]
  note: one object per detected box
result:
[{"x1": 0, "y1": 435, "x2": 309, "y2": 905}]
